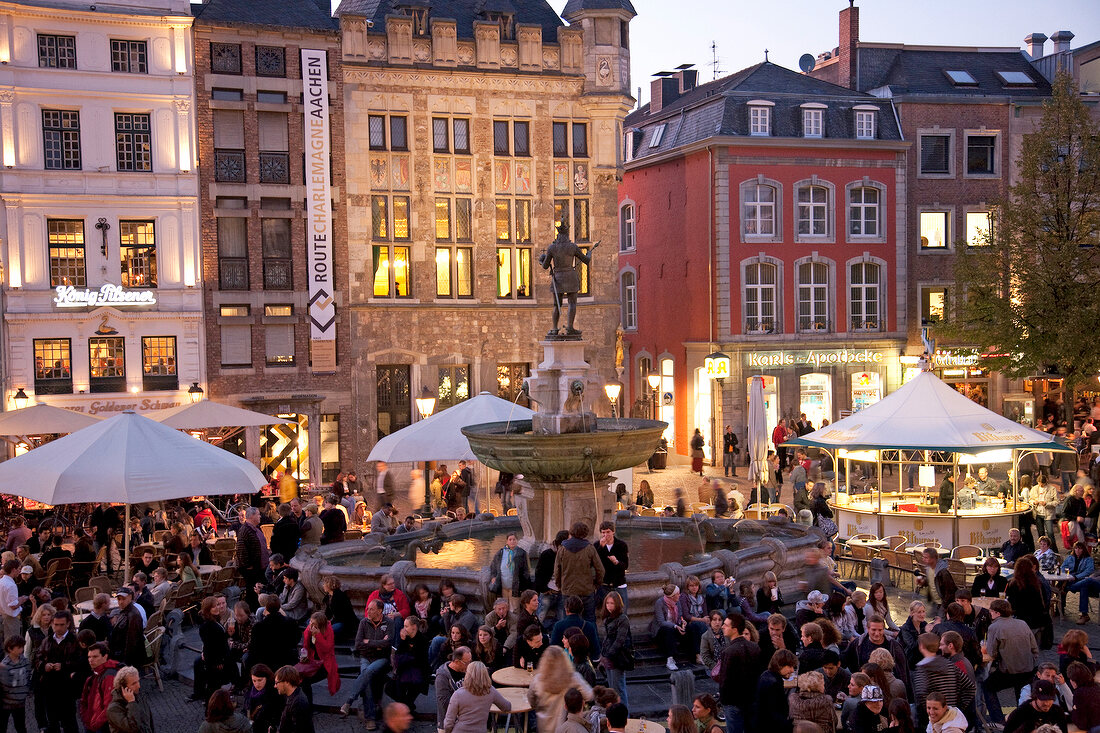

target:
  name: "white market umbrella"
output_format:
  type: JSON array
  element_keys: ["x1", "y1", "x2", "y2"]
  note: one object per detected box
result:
[
  {"x1": 0, "y1": 410, "x2": 266, "y2": 571},
  {"x1": 785, "y1": 371, "x2": 1074, "y2": 454},
  {"x1": 746, "y1": 376, "x2": 769, "y2": 487},
  {"x1": 367, "y1": 391, "x2": 534, "y2": 463},
  {"x1": 0, "y1": 402, "x2": 102, "y2": 436},
  {"x1": 148, "y1": 399, "x2": 294, "y2": 429}
]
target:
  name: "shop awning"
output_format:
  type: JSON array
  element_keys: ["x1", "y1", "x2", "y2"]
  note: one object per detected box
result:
[{"x1": 783, "y1": 370, "x2": 1075, "y2": 455}]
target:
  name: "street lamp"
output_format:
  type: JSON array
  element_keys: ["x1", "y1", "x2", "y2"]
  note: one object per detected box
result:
[
  {"x1": 647, "y1": 371, "x2": 660, "y2": 421},
  {"x1": 187, "y1": 382, "x2": 204, "y2": 403},
  {"x1": 414, "y1": 386, "x2": 437, "y2": 514},
  {"x1": 604, "y1": 381, "x2": 621, "y2": 419},
  {"x1": 12, "y1": 388, "x2": 27, "y2": 410}
]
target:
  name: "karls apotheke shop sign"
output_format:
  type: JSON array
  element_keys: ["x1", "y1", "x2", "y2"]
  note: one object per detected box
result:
[
  {"x1": 302, "y1": 48, "x2": 337, "y2": 374},
  {"x1": 53, "y1": 284, "x2": 156, "y2": 308},
  {"x1": 745, "y1": 349, "x2": 885, "y2": 368}
]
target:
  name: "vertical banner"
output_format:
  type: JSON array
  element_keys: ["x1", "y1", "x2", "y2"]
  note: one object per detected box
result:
[{"x1": 302, "y1": 48, "x2": 337, "y2": 373}]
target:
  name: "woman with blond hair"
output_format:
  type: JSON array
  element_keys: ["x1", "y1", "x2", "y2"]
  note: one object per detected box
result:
[
  {"x1": 443, "y1": 661, "x2": 510, "y2": 733},
  {"x1": 787, "y1": 670, "x2": 836, "y2": 733},
  {"x1": 527, "y1": 646, "x2": 594, "y2": 733}
]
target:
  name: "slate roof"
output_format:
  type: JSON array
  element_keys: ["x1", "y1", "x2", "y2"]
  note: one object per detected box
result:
[
  {"x1": 855, "y1": 47, "x2": 1052, "y2": 98},
  {"x1": 562, "y1": 0, "x2": 636, "y2": 17},
  {"x1": 624, "y1": 62, "x2": 902, "y2": 162},
  {"x1": 193, "y1": 0, "x2": 338, "y2": 30},
  {"x1": 334, "y1": 0, "x2": 564, "y2": 40}
]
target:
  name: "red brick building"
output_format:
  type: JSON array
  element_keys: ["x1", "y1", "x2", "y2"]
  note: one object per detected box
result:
[
  {"x1": 809, "y1": 4, "x2": 1053, "y2": 420},
  {"x1": 193, "y1": 0, "x2": 352, "y2": 484},
  {"x1": 618, "y1": 62, "x2": 907, "y2": 459}
]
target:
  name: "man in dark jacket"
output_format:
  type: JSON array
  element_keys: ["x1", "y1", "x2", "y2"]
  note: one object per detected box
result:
[
  {"x1": 842, "y1": 615, "x2": 909, "y2": 691},
  {"x1": 236, "y1": 507, "x2": 269, "y2": 608},
  {"x1": 339, "y1": 600, "x2": 392, "y2": 724},
  {"x1": 916, "y1": 548, "x2": 957, "y2": 615},
  {"x1": 554, "y1": 522, "x2": 604, "y2": 623},
  {"x1": 549, "y1": 595, "x2": 601, "y2": 657},
  {"x1": 80, "y1": 642, "x2": 119, "y2": 733},
  {"x1": 269, "y1": 503, "x2": 301, "y2": 561},
  {"x1": 717, "y1": 613, "x2": 761, "y2": 732},
  {"x1": 247, "y1": 595, "x2": 299, "y2": 678},
  {"x1": 594, "y1": 521, "x2": 629, "y2": 609},
  {"x1": 912, "y1": 632, "x2": 974, "y2": 729},
  {"x1": 108, "y1": 588, "x2": 146, "y2": 668},
  {"x1": 38, "y1": 610, "x2": 81, "y2": 733},
  {"x1": 275, "y1": 665, "x2": 314, "y2": 733},
  {"x1": 535, "y1": 530, "x2": 569, "y2": 629}
]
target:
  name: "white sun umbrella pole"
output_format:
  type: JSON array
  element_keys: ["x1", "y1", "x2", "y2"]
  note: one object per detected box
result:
[{"x1": 747, "y1": 376, "x2": 769, "y2": 502}]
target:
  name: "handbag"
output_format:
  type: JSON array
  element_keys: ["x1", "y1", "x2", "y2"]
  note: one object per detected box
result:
[
  {"x1": 294, "y1": 659, "x2": 323, "y2": 678},
  {"x1": 818, "y1": 516, "x2": 839, "y2": 539}
]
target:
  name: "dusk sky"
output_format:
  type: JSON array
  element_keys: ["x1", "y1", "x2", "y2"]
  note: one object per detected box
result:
[{"x1": 545, "y1": 0, "x2": 1100, "y2": 106}]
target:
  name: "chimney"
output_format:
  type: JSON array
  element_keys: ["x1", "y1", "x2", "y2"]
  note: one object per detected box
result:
[
  {"x1": 678, "y1": 68, "x2": 698, "y2": 93},
  {"x1": 1051, "y1": 30, "x2": 1074, "y2": 54},
  {"x1": 1025, "y1": 32, "x2": 1047, "y2": 60},
  {"x1": 649, "y1": 76, "x2": 679, "y2": 113},
  {"x1": 838, "y1": 2, "x2": 859, "y2": 90}
]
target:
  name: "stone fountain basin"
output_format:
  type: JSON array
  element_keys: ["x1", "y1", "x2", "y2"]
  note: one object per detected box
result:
[{"x1": 461, "y1": 418, "x2": 667, "y2": 480}]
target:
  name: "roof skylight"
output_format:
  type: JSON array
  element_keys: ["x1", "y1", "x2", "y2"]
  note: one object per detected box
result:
[
  {"x1": 996, "y1": 70, "x2": 1036, "y2": 86},
  {"x1": 944, "y1": 70, "x2": 978, "y2": 86}
]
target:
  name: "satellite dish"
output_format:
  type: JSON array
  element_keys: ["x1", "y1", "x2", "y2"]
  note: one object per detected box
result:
[{"x1": 799, "y1": 53, "x2": 817, "y2": 73}]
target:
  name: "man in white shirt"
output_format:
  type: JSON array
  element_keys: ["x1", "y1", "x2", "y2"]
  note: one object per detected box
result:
[{"x1": 0, "y1": 559, "x2": 22, "y2": 640}]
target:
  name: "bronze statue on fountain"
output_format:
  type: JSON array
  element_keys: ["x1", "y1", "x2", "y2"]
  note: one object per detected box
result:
[{"x1": 538, "y1": 221, "x2": 598, "y2": 340}]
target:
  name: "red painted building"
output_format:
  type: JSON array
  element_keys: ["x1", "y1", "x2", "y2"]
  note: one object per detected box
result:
[{"x1": 617, "y1": 62, "x2": 908, "y2": 459}]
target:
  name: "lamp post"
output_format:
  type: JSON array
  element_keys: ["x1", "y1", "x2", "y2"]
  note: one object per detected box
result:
[
  {"x1": 414, "y1": 386, "x2": 437, "y2": 514},
  {"x1": 647, "y1": 371, "x2": 661, "y2": 421},
  {"x1": 12, "y1": 388, "x2": 27, "y2": 410},
  {"x1": 704, "y1": 351, "x2": 730, "y2": 468},
  {"x1": 604, "y1": 381, "x2": 621, "y2": 419},
  {"x1": 187, "y1": 382, "x2": 204, "y2": 403}
]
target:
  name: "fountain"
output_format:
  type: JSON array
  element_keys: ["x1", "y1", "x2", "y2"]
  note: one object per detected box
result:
[{"x1": 462, "y1": 338, "x2": 666, "y2": 546}]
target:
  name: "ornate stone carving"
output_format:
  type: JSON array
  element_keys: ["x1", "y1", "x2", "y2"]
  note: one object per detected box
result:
[
  {"x1": 457, "y1": 43, "x2": 474, "y2": 66},
  {"x1": 368, "y1": 39, "x2": 386, "y2": 60},
  {"x1": 500, "y1": 46, "x2": 518, "y2": 67},
  {"x1": 173, "y1": 98, "x2": 190, "y2": 114},
  {"x1": 543, "y1": 50, "x2": 559, "y2": 69},
  {"x1": 413, "y1": 41, "x2": 431, "y2": 63},
  {"x1": 0, "y1": 90, "x2": 14, "y2": 105}
]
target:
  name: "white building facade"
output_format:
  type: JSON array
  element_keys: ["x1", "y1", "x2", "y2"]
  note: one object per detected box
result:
[{"x1": 0, "y1": 0, "x2": 201, "y2": 418}]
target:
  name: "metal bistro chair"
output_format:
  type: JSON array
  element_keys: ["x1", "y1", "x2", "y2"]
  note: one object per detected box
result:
[
  {"x1": 882, "y1": 535, "x2": 908, "y2": 551},
  {"x1": 142, "y1": 626, "x2": 165, "y2": 691},
  {"x1": 950, "y1": 545, "x2": 983, "y2": 560},
  {"x1": 89, "y1": 575, "x2": 114, "y2": 596},
  {"x1": 74, "y1": 586, "x2": 96, "y2": 605}
]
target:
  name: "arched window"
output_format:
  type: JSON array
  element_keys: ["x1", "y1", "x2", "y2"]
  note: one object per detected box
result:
[
  {"x1": 620, "y1": 271, "x2": 637, "y2": 330},
  {"x1": 848, "y1": 186, "x2": 881, "y2": 236},
  {"x1": 797, "y1": 261, "x2": 830, "y2": 332},
  {"x1": 744, "y1": 262, "x2": 778, "y2": 333},
  {"x1": 619, "y1": 203, "x2": 635, "y2": 252},
  {"x1": 849, "y1": 262, "x2": 882, "y2": 331},
  {"x1": 797, "y1": 185, "x2": 829, "y2": 236},
  {"x1": 743, "y1": 183, "x2": 776, "y2": 235}
]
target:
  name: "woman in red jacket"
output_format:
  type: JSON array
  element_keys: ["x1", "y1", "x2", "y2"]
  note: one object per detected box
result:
[
  {"x1": 297, "y1": 612, "x2": 341, "y2": 706},
  {"x1": 366, "y1": 574, "x2": 410, "y2": 621}
]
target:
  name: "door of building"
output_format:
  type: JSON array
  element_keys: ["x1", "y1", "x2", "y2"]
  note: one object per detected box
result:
[{"x1": 377, "y1": 364, "x2": 411, "y2": 439}]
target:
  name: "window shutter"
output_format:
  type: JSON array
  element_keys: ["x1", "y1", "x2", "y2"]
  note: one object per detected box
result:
[
  {"x1": 213, "y1": 110, "x2": 245, "y2": 149},
  {"x1": 220, "y1": 325, "x2": 251, "y2": 366},
  {"x1": 257, "y1": 112, "x2": 288, "y2": 151},
  {"x1": 265, "y1": 324, "x2": 295, "y2": 364}
]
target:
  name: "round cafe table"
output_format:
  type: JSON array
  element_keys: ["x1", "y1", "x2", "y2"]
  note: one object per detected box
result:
[
  {"x1": 960, "y1": 556, "x2": 987, "y2": 568},
  {"x1": 626, "y1": 720, "x2": 667, "y2": 733},
  {"x1": 847, "y1": 538, "x2": 888, "y2": 549},
  {"x1": 490, "y1": 686, "x2": 533, "y2": 733},
  {"x1": 76, "y1": 597, "x2": 119, "y2": 614},
  {"x1": 198, "y1": 565, "x2": 222, "y2": 576},
  {"x1": 491, "y1": 667, "x2": 536, "y2": 687}
]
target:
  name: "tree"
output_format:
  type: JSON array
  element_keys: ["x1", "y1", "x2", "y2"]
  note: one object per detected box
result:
[{"x1": 942, "y1": 73, "x2": 1100, "y2": 420}]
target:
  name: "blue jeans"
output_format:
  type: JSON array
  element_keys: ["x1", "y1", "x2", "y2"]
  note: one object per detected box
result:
[
  {"x1": 1071, "y1": 577, "x2": 1100, "y2": 614},
  {"x1": 345, "y1": 657, "x2": 389, "y2": 721},
  {"x1": 428, "y1": 635, "x2": 447, "y2": 667},
  {"x1": 606, "y1": 667, "x2": 627, "y2": 708},
  {"x1": 722, "y1": 705, "x2": 746, "y2": 733}
]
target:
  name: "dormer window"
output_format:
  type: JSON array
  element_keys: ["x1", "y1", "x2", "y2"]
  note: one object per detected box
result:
[
  {"x1": 395, "y1": 1, "x2": 431, "y2": 35},
  {"x1": 649, "y1": 124, "x2": 665, "y2": 148},
  {"x1": 801, "y1": 103, "x2": 826, "y2": 138},
  {"x1": 748, "y1": 101, "x2": 773, "y2": 136},
  {"x1": 854, "y1": 106, "x2": 878, "y2": 140},
  {"x1": 481, "y1": 11, "x2": 515, "y2": 40}
]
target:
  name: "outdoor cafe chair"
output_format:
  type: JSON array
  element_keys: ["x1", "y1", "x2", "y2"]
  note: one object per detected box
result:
[
  {"x1": 951, "y1": 545, "x2": 983, "y2": 560},
  {"x1": 74, "y1": 586, "x2": 96, "y2": 605},
  {"x1": 506, "y1": 508, "x2": 518, "y2": 516},
  {"x1": 882, "y1": 535, "x2": 908, "y2": 551},
  {"x1": 89, "y1": 575, "x2": 113, "y2": 595},
  {"x1": 44, "y1": 558, "x2": 72, "y2": 593},
  {"x1": 142, "y1": 627, "x2": 165, "y2": 691}
]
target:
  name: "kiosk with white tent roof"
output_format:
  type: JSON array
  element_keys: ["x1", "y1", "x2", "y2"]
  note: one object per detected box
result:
[{"x1": 784, "y1": 371, "x2": 1075, "y2": 548}]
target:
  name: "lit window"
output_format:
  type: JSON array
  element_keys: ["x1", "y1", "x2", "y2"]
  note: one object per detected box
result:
[
  {"x1": 438, "y1": 365, "x2": 470, "y2": 409},
  {"x1": 436, "y1": 246, "x2": 473, "y2": 299},
  {"x1": 920, "y1": 212, "x2": 949, "y2": 249},
  {"x1": 119, "y1": 220, "x2": 156, "y2": 287},
  {"x1": 966, "y1": 211, "x2": 991, "y2": 246},
  {"x1": 496, "y1": 247, "x2": 532, "y2": 299},
  {"x1": 34, "y1": 339, "x2": 72, "y2": 394},
  {"x1": 373, "y1": 245, "x2": 411, "y2": 298},
  {"x1": 141, "y1": 336, "x2": 177, "y2": 391},
  {"x1": 921, "y1": 286, "x2": 948, "y2": 324},
  {"x1": 47, "y1": 218, "x2": 85, "y2": 287},
  {"x1": 89, "y1": 337, "x2": 125, "y2": 392}
]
